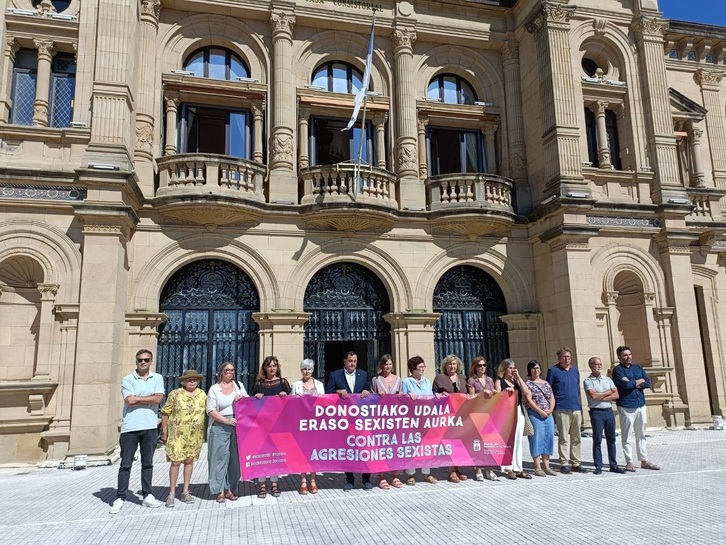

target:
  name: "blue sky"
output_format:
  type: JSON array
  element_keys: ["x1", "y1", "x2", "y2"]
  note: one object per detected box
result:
[{"x1": 658, "y1": 0, "x2": 726, "y2": 27}]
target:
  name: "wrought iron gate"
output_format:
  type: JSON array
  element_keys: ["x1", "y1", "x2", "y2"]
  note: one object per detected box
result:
[
  {"x1": 303, "y1": 262, "x2": 391, "y2": 380},
  {"x1": 433, "y1": 265, "x2": 509, "y2": 377},
  {"x1": 157, "y1": 259, "x2": 260, "y2": 394}
]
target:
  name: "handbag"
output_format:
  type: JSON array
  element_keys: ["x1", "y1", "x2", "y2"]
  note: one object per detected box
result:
[{"x1": 518, "y1": 385, "x2": 534, "y2": 436}]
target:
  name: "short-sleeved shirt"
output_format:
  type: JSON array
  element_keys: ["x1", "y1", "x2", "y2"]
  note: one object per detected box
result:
[
  {"x1": 546, "y1": 364, "x2": 582, "y2": 410},
  {"x1": 526, "y1": 380, "x2": 553, "y2": 412},
  {"x1": 583, "y1": 374, "x2": 616, "y2": 410},
  {"x1": 401, "y1": 376, "x2": 433, "y2": 396},
  {"x1": 120, "y1": 371, "x2": 165, "y2": 433}
]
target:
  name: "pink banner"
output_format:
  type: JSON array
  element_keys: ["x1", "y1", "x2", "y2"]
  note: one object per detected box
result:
[{"x1": 235, "y1": 392, "x2": 518, "y2": 479}]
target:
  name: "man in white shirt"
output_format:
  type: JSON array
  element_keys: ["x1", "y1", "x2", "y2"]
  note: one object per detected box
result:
[{"x1": 109, "y1": 349, "x2": 165, "y2": 514}]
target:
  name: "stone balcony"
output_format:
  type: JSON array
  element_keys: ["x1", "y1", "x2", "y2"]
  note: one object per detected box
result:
[
  {"x1": 685, "y1": 186, "x2": 726, "y2": 222},
  {"x1": 152, "y1": 154, "x2": 266, "y2": 226},
  {"x1": 425, "y1": 173, "x2": 516, "y2": 239}
]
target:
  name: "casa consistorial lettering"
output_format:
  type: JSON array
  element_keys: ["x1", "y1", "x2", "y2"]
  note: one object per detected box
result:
[{"x1": 306, "y1": 0, "x2": 384, "y2": 11}]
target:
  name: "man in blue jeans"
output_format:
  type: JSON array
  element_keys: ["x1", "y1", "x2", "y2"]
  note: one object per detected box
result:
[
  {"x1": 583, "y1": 357, "x2": 626, "y2": 475},
  {"x1": 109, "y1": 349, "x2": 165, "y2": 514}
]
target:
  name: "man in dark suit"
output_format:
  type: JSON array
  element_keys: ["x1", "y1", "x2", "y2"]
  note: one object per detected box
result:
[{"x1": 326, "y1": 351, "x2": 371, "y2": 491}]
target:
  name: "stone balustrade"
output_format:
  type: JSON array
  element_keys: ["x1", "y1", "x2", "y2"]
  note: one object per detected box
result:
[
  {"x1": 300, "y1": 164, "x2": 398, "y2": 209},
  {"x1": 425, "y1": 173, "x2": 514, "y2": 212}
]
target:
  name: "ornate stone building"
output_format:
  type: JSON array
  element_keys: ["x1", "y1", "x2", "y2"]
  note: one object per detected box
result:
[{"x1": 1, "y1": 0, "x2": 725, "y2": 464}]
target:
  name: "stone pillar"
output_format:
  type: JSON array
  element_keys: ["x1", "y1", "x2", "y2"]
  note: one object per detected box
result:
[
  {"x1": 417, "y1": 112, "x2": 428, "y2": 179},
  {"x1": 252, "y1": 312, "x2": 311, "y2": 377},
  {"x1": 383, "y1": 313, "x2": 440, "y2": 380},
  {"x1": 298, "y1": 105, "x2": 311, "y2": 169},
  {"x1": 612, "y1": 102, "x2": 631, "y2": 170},
  {"x1": 588, "y1": 101, "x2": 612, "y2": 169},
  {"x1": 603, "y1": 291, "x2": 620, "y2": 367},
  {"x1": 134, "y1": 0, "x2": 161, "y2": 172},
  {"x1": 500, "y1": 40, "x2": 530, "y2": 212},
  {"x1": 483, "y1": 122, "x2": 498, "y2": 174},
  {"x1": 268, "y1": 12, "x2": 297, "y2": 201},
  {"x1": 163, "y1": 92, "x2": 179, "y2": 156},
  {"x1": 526, "y1": 2, "x2": 583, "y2": 190},
  {"x1": 695, "y1": 69, "x2": 726, "y2": 200},
  {"x1": 32, "y1": 39, "x2": 56, "y2": 127},
  {"x1": 125, "y1": 312, "x2": 167, "y2": 376},
  {"x1": 654, "y1": 233, "x2": 711, "y2": 426},
  {"x1": 631, "y1": 15, "x2": 681, "y2": 195},
  {"x1": 251, "y1": 100, "x2": 265, "y2": 164},
  {"x1": 499, "y1": 313, "x2": 545, "y2": 372},
  {"x1": 371, "y1": 113, "x2": 388, "y2": 169},
  {"x1": 0, "y1": 37, "x2": 21, "y2": 123},
  {"x1": 392, "y1": 28, "x2": 424, "y2": 208},
  {"x1": 687, "y1": 123, "x2": 706, "y2": 188},
  {"x1": 33, "y1": 283, "x2": 59, "y2": 380},
  {"x1": 68, "y1": 205, "x2": 138, "y2": 456}
]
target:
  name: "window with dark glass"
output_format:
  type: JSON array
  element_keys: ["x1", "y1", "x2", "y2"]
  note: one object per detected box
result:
[
  {"x1": 49, "y1": 54, "x2": 76, "y2": 128},
  {"x1": 10, "y1": 49, "x2": 37, "y2": 126},
  {"x1": 311, "y1": 62, "x2": 365, "y2": 94},
  {"x1": 584, "y1": 108, "x2": 598, "y2": 166},
  {"x1": 581, "y1": 58, "x2": 600, "y2": 78},
  {"x1": 310, "y1": 117, "x2": 373, "y2": 165},
  {"x1": 584, "y1": 107, "x2": 621, "y2": 170},
  {"x1": 426, "y1": 74, "x2": 477, "y2": 105},
  {"x1": 33, "y1": 0, "x2": 72, "y2": 11},
  {"x1": 427, "y1": 128, "x2": 486, "y2": 175},
  {"x1": 177, "y1": 105, "x2": 250, "y2": 158},
  {"x1": 183, "y1": 47, "x2": 249, "y2": 80}
]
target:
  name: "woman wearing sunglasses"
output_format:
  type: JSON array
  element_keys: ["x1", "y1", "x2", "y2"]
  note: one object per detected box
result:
[
  {"x1": 433, "y1": 354, "x2": 468, "y2": 482},
  {"x1": 467, "y1": 356, "x2": 499, "y2": 481}
]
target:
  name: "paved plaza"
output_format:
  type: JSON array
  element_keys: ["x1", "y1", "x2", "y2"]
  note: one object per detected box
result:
[{"x1": 0, "y1": 428, "x2": 724, "y2": 545}]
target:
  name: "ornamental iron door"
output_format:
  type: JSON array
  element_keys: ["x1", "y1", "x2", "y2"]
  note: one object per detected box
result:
[
  {"x1": 433, "y1": 265, "x2": 509, "y2": 378},
  {"x1": 304, "y1": 262, "x2": 391, "y2": 381},
  {"x1": 157, "y1": 259, "x2": 260, "y2": 394}
]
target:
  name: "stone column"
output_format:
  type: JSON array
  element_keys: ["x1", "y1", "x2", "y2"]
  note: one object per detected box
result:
[
  {"x1": 134, "y1": 0, "x2": 161, "y2": 172},
  {"x1": 163, "y1": 92, "x2": 179, "y2": 156},
  {"x1": 392, "y1": 28, "x2": 424, "y2": 208},
  {"x1": 297, "y1": 105, "x2": 311, "y2": 169},
  {"x1": 251, "y1": 100, "x2": 265, "y2": 164},
  {"x1": 687, "y1": 123, "x2": 706, "y2": 188},
  {"x1": 588, "y1": 101, "x2": 611, "y2": 169},
  {"x1": 612, "y1": 102, "x2": 631, "y2": 170},
  {"x1": 0, "y1": 37, "x2": 21, "y2": 123},
  {"x1": 631, "y1": 15, "x2": 681, "y2": 195},
  {"x1": 383, "y1": 313, "x2": 441, "y2": 380},
  {"x1": 499, "y1": 313, "x2": 545, "y2": 371},
  {"x1": 33, "y1": 283, "x2": 59, "y2": 380},
  {"x1": 500, "y1": 40, "x2": 530, "y2": 211},
  {"x1": 483, "y1": 122, "x2": 498, "y2": 174},
  {"x1": 695, "y1": 70, "x2": 726, "y2": 200},
  {"x1": 603, "y1": 291, "x2": 620, "y2": 367},
  {"x1": 525, "y1": 2, "x2": 583, "y2": 190},
  {"x1": 268, "y1": 12, "x2": 297, "y2": 202},
  {"x1": 417, "y1": 112, "x2": 428, "y2": 179},
  {"x1": 32, "y1": 39, "x2": 56, "y2": 127},
  {"x1": 252, "y1": 312, "x2": 311, "y2": 376},
  {"x1": 371, "y1": 113, "x2": 388, "y2": 169}
]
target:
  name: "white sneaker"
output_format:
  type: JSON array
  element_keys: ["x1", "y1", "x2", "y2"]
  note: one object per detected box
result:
[
  {"x1": 142, "y1": 494, "x2": 162, "y2": 508},
  {"x1": 109, "y1": 498, "x2": 124, "y2": 514}
]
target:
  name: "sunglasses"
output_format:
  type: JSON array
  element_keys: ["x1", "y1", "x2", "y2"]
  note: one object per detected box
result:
[
  {"x1": 477, "y1": 364, "x2": 487, "y2": 368},
  {"x1": 137, "y1": 358, "x2": 151, "y2": 363}
]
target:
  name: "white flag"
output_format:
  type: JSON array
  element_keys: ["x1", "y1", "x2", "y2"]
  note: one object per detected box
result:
[{"x1": 344, "y1": 14, "x2": 376, "y2": 131}]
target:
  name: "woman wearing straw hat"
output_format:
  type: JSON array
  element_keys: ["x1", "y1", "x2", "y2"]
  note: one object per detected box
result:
[{"x1": 160, "y1": 369, "x2": 207, "y2": 507}]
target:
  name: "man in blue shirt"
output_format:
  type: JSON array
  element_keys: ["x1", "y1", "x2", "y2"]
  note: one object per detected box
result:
[
  {"x1": 546, "y1": 347, "x2": 585, "y2": 474},
  {"x1": 109, "y1": 349, "x2": 165, "y2": 514},
  {"x1": 612, "y1": 345, "x2": 660, "y2": 472}
]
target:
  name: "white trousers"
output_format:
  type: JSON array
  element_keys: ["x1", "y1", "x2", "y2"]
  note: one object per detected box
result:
[
  {"x1": 619, "y1": 405, "x2": 648, "y2": 463},
  {"x1": 501, "y1": 405, "x2": 525, "y2": 472}
]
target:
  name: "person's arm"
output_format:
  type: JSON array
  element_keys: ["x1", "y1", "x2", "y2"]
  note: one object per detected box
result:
[
  {"x1": 278, "y1": 378, "x2": 290, "y2": 397},
  {"x1": 325, "y1": 372, "x2": 338, "y2": 395},
  {"x1": 546, "y1": 390, "x2": 556, "y2": 416},
  {"x1": 206, "y1": 385, "x2": 236, "y2": 425},
  {"x1": 612, "y1": 366, "x2": 637, "y2": 391},
  {"x1": 524, "y1": 387, "x2": 545, "y2": 417},
  {"x1": 638, "y1": 367, "x2": 651, "y2": 390}
]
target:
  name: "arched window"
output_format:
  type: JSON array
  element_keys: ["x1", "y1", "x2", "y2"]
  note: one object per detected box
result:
[
  {"x1": 427, "y1": 74, "x2": 477, "y2": 105},
  {"x1": 183, "y1": 47, "x2": 249, "y2": 80},
  {"x1": 311, "y1": 62, "x2": 366, "y2": 94},
  {"x1": 33, "y1": 0, "x2": 71, "y2": 12}
]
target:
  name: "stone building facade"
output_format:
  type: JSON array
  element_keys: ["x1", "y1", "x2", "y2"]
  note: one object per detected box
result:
[{"x1": 1, "y1": 0, "x2": 725, "y2": 464}]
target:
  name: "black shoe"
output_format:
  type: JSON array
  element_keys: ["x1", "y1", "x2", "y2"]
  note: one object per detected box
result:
[
  {"x1": 594, "y1": 468, "x2": 603, "y2": 475},
  {"x1": 610, "y1": 466, "x2": 626, "y2": 474},
  {"x1": 363, "y1": 481, "x2": 373, "y2": 490},
  {"x1": 343, "y1": 483, "x2": 354, "y2": 492},
  {"x1": 560, "y1": 465, "x2": 571, "y2": 474},
  {"x1": 571, "y1": 465, "x2": 586, "y2": 473}
]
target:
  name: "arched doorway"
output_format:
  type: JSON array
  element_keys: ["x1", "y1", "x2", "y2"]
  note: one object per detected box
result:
[
  {"x1": 303, "y1": 262, "x2": 391, "y2": 381},
  {"x1": 157, "y1": 259, "x2": 260, "y2": 393},
  {"x1": 433, "y1": 265, "x2": 509, "y2": 377}
]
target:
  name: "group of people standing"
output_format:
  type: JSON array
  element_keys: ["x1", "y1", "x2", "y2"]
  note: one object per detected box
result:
[{"x1": 108, "y1": 344, "x2": 659, "y2": 514}]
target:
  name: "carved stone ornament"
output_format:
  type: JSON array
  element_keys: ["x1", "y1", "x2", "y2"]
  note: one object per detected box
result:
[
  {"x1": 272, "y1": 133, "x2": 293, "y2": 163},
  {"x1": 270, "y1": 13, "x2": 295, "y2": 36},
  {"x1": 33, "y1": 39, "x2": 56, "y2": 61},
  {"x1": 6, "y1": 36, "x2": 21, "y2": 57},
  {"x1": 135, "y1": 122, "x2": 153, "y2": 152},
  {"x1": 303, "y1": 209, "x2": 396, "y2": 234},
  {"x1": 526, "y1": 2, "x2": 575, "y2": 34},
  {"x1": 33, "y1": 103, "x2": 49, "y2": 118},
  {"x1": 397, "y1": 142, "x2": 417, "y2": 171},
  {"x1": 509, "y1": 154, "x2": 527, "y2": 177},
  {"x1": 140, "y1": 0, "x2": 161, "y2": 19},
  {"x1": 604, "y1": 291, "x2": 618, "y2": 305},
  {"x1": 392, "y1": 29, "x2": 417, "y2": 50},
  {"x1": 634, "y1": 16, "x2": 667, "y2": 39},
  {"x1": 499, "y1": 41, "x2": 519, "y2": 63},
  {"x1": 37, "y1": 283, "x2": 60, "y2": 299},
  {"x1": 695, "y1": 69, "x2": 724, "y2": 88},
  {"x1": 689, "y1": 126, "x2": 703, "y2": 144}
]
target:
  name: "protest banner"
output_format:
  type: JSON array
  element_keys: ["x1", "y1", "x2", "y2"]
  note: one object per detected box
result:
[{"x1": 235, "y1": 391, "x2": 518, "y2": 479}]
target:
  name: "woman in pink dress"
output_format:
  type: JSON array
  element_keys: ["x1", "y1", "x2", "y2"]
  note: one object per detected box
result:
[{"x1": 370, "y1": 354, "x2": 404, "y2": 489}]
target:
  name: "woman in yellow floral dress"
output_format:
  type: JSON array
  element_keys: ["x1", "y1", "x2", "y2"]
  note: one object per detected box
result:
[{"x1": 160, "y1": 369, "x2": 207, "y2": 507}]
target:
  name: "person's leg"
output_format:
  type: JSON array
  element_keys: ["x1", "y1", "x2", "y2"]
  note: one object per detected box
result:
[
  {"x1": 182, "y1": 460, "x2": 193, "y2": 495},
  {"x1": 344, "y1": 472, "x2": 355, "y2": 485},
  {"x1": 512, "y1": 407, "x2": 524, "y2": 473},
  {"x1": 139, "y1": 427, "x2": 158, "y2": 498},
  {"x1": 117, "y1": 431, "x2": 140, "y2": 500},
  {"x1": 207, "y1": 422, "x2": 230, "y2": 495},
  {"x1": 634, "y1": 405, "x2": 649, "y2": 462},
  {"x1": 619, "y1": 408, "x2": 635, "y2": 464},
  {"x1": 590, "y1": 410, "x2": 605, "y2": 471},
  {"x1": 362, "y1": 472, "x2": 371, "y2": 484},
  {"x1": 604, "y1": 410, "x2": 618, "y2": 468},
  {"x1": 554, "y1": 410, "x2": 570, "y2": 467},
  {"x1": 169, "y1": 461, "x2": 181, "y2": 497},
  {"x1": 227, "y1": 426, "x2": 241, "y2": 494},
  {"x1": 570, "y1": 411, "x2": 582, "y2": 467}
]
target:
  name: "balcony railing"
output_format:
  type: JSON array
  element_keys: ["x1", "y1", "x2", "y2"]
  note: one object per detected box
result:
[
  {"x1": 426, "y1": 173, "x2": 514, "y2": 212},
  {"x1": 300, "y1": 164, "x2": 398, "y2": 209},
  {"x1": 156, "y1": 153, "x2": 265, "y2": 200}
]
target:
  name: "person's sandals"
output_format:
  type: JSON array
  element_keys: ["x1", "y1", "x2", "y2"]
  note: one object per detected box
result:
[
  {"x1": 534, "y1": 469, "x2": 547, "y2": 477},
  {"x1": 257, "y1": 484, "x2": 267, "y2": 499},
  {"x1": 406, "y1": 476, "x2": 416, "y2": 485},
  {"x1": 379, "y1": 479, "x2": 391, "y2": 490},
  {"x1": 225, "y1": 491, "x2": 238, "y2": 501},
  {"x1": 180, "y1": 492, "x2": 194, "y2": 504},
  {"x1": 505, "y1": 470, "x2": 517, "y2": 480},
  {"x1": 271, "y1": 484, "x2": 281, "y2": 497},
  {"x1": 216, "y1": 493, "x2": 226, "y2": 503},
  {"x1": 309, "y1": 480, "x2": 318, "y2": 494},
  {"x1": 299, "y1": 483, "x2": 308, "y2": 495},
  {"x1": 390, "y1": 477, "x2": 403, "y2": 488},
  {"x1": 517, "y1": 472, "x2": 532, "y2": 479},
  {"x1": 165, "y1": 494, "x2": 175, "y2": 508},
  {"x1": 448, "y1": 472, "x2": 460, "y2": 483},
  {"x1": 424, "y1": 474, "x2": 438, "y2": 484},
  {"x1": 484, "y1": 470, "x2": 500, "y2": 481},
  {"x1": 544, "y1": 468, "x2": 558, "y2": 476},
  {"x1": 457, "y1": 472, "x2": 468, "y2": 481},
  {"x1": 475, "y1": 469, "x2": 484, "y2": 481},
  {"x1": 641, "y1": 461, "x2": 660, "y2": 470},
  {"x1": 625, "y1": 463, "x2": 636, "y2": 472}
]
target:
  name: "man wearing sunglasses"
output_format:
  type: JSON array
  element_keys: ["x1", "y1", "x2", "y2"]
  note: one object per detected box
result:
[{"x1": 109, "y1": 349, "x2": 165, "y2": 514}]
